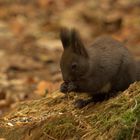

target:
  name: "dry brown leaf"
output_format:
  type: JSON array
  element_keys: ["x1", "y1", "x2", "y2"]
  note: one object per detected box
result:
[
  {"x1": 35, "y1": 81, "x2": 52, "y2": 96},
  {"x1": 35, "y1": 80, "x2": 60, "y2": 96}
]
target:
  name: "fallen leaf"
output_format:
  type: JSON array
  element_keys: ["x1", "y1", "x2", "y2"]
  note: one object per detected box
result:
[
  {"x1": 35, "y1": 81, "x2": 60, "y2": 96},
  {"x1": 35, "y1": 81, "x2": 52, "y2": 96}
]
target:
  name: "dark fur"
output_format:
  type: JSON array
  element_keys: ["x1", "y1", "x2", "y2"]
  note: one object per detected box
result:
[
  {"x1": 59, "y1": 28, "x2": 137, "y2": 107},
  {"x1": 135, "y1": 60, "x2": 140, "y2": 81}
]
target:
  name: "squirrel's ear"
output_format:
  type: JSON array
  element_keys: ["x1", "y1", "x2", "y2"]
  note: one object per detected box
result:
[
  {"x1": 60, "y1": 27, "x2": 71, "y2": 49},
  {"x1": 71, "y1": 29, "x2": 88, "y2": 58}
]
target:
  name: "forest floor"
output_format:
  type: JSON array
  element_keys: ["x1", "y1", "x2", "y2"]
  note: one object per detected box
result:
[{"x1": 0, "y1": 0, "x2": 140, "y2": 139}]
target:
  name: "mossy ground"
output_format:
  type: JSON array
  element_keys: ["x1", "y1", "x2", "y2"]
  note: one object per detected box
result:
[{"x1": 0, "y1": 82, "x2": 140, "y2": 140}]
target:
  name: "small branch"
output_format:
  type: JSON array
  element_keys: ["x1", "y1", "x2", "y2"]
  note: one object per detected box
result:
[
  {"x1": 131, "y1": 119, "x2": 137, "y2": 140},
  {"x1": 131, "y1": 98, "x2": 137, "y2": 112}
]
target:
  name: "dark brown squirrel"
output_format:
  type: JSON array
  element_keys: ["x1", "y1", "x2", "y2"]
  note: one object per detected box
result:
[{"x1": 59, "y1": 27, "x2": 139, "y2": 108}]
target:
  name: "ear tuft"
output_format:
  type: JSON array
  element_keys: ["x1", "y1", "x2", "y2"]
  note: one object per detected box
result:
[
  {"x1": 71, "y1": 28, "x2": 89, "y2": 58},
  {"x1": 60, "y1": 27, "x2": 71, "y2": 49},
  {"x1": 60, "y1": 27, "x2": 88, "y2": 58}
]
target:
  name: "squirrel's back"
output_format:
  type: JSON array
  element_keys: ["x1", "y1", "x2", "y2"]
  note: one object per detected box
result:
[{"x1": 87, "y1": 36, "x2": 136, "y2": 92}]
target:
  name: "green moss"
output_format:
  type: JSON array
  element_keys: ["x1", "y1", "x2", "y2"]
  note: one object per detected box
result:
[
  {"x1": 88, "y1": 105, "x2": 123, "y2": 131},
  {"x1": 43, "y1": 116, "x2": 79, "y2": 139},
  {"x1": 133, "y1": 102, "x2": 140, "y2": 121},
  {"x1": 121, "y1": 110, "x2": 136, "y2": 125},
  {"x1": 116, "y1": 127, "x2": 133, "y2": 140},
  {"x1": 116, "y1": 98, "x2": 140, "y2": 140}
]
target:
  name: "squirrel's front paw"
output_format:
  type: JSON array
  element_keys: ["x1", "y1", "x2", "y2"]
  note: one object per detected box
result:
[
  {"x1": 73, "y1": 99, "x2": 87, "y2": 108},
  {"x1": 74, "y1": 98, "x2": 94, "y2": 108},
  {"x1": 60, "y1": 81, "x2": 77, "y2": 93},
  {"x1": 60, "y1": 82, "x2": 68, "y2": 93},
  {"x1": 67, "y1": 82, "x2": 77, "y2": 92}
]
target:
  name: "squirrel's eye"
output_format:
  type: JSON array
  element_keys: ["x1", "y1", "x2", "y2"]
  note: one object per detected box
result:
[{"x1": 71, "y1": 63, "x2": 77, "y2": 70}]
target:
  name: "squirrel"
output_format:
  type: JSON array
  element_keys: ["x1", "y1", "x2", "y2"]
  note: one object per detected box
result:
[{"x1": 59, "y1": 27, "x2": 138, "y2": 108}]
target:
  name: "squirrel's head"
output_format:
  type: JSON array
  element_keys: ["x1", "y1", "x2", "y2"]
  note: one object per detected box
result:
[{"x1": 60, "y1": 27, "x2": 89, "y2": 82}]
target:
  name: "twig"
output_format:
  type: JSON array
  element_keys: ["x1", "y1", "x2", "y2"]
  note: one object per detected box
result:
[
  {"x1": 131, "y1": 98, "x2": 138, "y2": 112},
  {"x1": 131, "y1": 119, "x2": 137, "y2": 140},
  {"x1": 45, "y1": 133, "x2": 57, "y2": 140}
]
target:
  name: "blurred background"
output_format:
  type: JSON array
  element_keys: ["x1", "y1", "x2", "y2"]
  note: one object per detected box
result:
[{"x1": 0, "y1": 0, "x2": 140, "y2": 114}]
